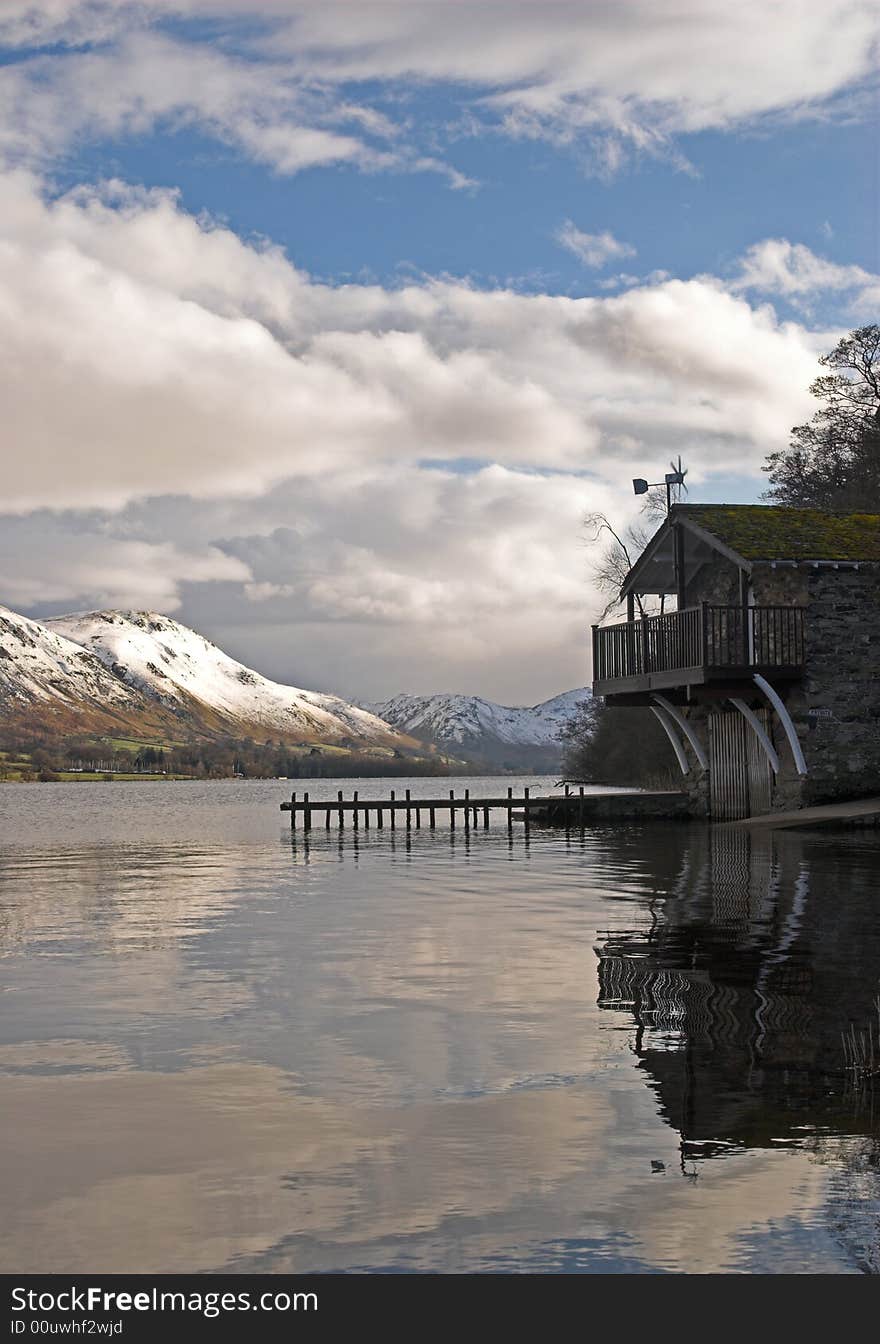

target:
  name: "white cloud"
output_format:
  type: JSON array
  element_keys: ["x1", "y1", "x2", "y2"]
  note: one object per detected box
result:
[
  {"x1": 0, "y1": 171, "x2": 824, "y2": 519},
  {"x1": 732, "y1": 238, "x2": 878, "y2": 297},
  {"x1": 0, "y1": 169, "x2": 840, "y2": 696},
  {"x1": 0, "y1": 2, "x2": 877, "y2": 178},
  {"x1": 0, "y1": 525, "x2": 249, "y2": 611},
  {"x1": 729, "y1": 238, "x2": 880, "y2": 316},
  {"x1": 0, "y1": 6, "x2": 873, "y2": 700},
  {"x1": 263, "y1": 1, "x2": 880, "y2": 133},
  {"x1": 0, "y1": 30, "x2": 407, "y2": 178},
  {"x1": 556, "y1": 222, "x2": 635, "y2": 270}
]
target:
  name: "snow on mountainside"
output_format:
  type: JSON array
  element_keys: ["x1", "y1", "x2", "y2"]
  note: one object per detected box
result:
[
  {"x1": 0, "y1": 605, "x2": 147, "y2": 717},
  {"x1": 366, "y1": 688, "x2": 589, "y2": 754},
  {"x1": 46, "y1": 610, "x2": 406, "y2": 744}
]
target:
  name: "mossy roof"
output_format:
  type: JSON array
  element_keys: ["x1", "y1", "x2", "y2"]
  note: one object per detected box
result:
[{"x1": 672, "y1": 504, "x2": 880, "y2": 562}]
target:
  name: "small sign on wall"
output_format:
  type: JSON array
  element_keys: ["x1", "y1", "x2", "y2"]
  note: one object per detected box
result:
[{"x1": 808, "y1": 707, "x2": 834, "y2": 718}]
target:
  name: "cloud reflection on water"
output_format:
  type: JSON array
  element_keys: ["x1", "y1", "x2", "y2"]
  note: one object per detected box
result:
[{"x1": 0, "y1": 782, "x2": 878, "y2": 1272}]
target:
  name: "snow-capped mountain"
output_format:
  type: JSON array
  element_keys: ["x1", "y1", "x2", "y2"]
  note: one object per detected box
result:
[
  {"x1": 365, "y1": 688, "x2": 589, "y2": 767},
  {"x1": 0, "y1": 604, "x2": 409, "y2": 748},
  {"x1": 0, "y1": 604, "x2": 178, "y2": 736},
  {"x1": 1, "y1": 601, "x2": 585, "y2": 767},
  {"x1": 45, "y1": 610, "x2": 407, "y2": 746}
]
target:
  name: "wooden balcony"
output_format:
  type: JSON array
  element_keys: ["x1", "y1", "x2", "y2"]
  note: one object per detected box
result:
[{"x1": 592, "y1": 604, "x2": 805, "y2": 698}]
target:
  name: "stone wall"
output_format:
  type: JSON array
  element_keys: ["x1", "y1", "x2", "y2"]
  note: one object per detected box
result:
[
  {"x1": 677, "y1": 561, "x2": 880, "y2": 813},
  {"x1": 769, "y1": 563, "x2": 880, "y2": 807},
  {"x1": 683, "y1": 553, "x2": 741, "y2": 607}
]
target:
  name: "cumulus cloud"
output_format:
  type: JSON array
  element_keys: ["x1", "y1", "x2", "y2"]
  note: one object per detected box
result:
[
  {"x1": 0, "y1": 170, "x2": 824, "y2": 521},
  {"x1": 731, "y1": 238, "x2": 880, "y2": 311},
  {"x1": 0, "y1": 166, "x2": 841, "y2": 696},
  {"x1": 555, "y1": 222, "x2": 635, "y2": 270}
]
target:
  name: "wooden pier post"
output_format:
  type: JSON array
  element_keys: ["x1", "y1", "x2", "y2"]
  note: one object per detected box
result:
[
  {"x1": 405, "y1": 788, "x2": 412, "y2": 830},
  {"x1": 325, "y1": 804, "x2": 330, "y2": 829},
  {"x1": 353, "y1": 790, "x2": 359, "y2": 829},
  {"x1": 390, "y1": 790, "x2": 396, "y2": 829},
  {"x1": 483, "y1": 805, "x2": 489, "y2": 828},
  {"x1": 579, "y1": 786, "x2": 585, "y2": 828},
  {"x1": 337, "y1": 789, "x2": 344, "y2": 828},
  {"x1": 304, "y1": 791, "x2": 311, "y2": 831},
  {"x1": 429, "y1": 804, "x2": 436, "y2": 828},
  {"x1": 364, "y1": 797, "x2": 370, "y2": 829},
  {"x1": 290, "y1": 791, "x2": 296, "y2": 829},
  {"x1": 416, "y1": 804, "x2": 421, "y2": 828},
  {"x1": 507, "y1": 786, "x2": 513, "y2": 833},
  {"x1": 377, "y1": 801, "x2": 383, "y2": 828},
  {"x1": 524, "y1": 786, "x2": 530, "y2": 829},
  {"x1": 449, "y1": 789, "x2": 455, "y2": 829},
  {"x1": 464, "y1": 788, "x2": 470, "y2": 830}
]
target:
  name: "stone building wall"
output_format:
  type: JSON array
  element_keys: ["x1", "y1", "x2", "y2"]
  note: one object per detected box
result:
[
  {"x1": 683, "y1": 553, "x2": 741, "y2": 607},
  {"x1": 677, "y1": 560, "x2": 880, "y2": 813},
  {"x1": 765, "y1": 563, "x2": 880, "y2": 807}
]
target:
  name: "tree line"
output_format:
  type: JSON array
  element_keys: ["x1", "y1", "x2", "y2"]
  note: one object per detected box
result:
[{"x1": 0, "y1": 728, "x2": 465, "y2": 781}]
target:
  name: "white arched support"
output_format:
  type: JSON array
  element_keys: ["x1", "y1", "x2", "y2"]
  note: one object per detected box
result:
[
  {"x1": 753, "y1": 674, "x2": 808, "y2": 776},
  {"x1": 729, "y1": 697, "x2": 780, "y2": 773},
  {"x1": 651, "y1": 695, "x2": 709, "y2": 771},
  {"x1": 650, "y1": 703, "x2": 690, "y2": 776}
]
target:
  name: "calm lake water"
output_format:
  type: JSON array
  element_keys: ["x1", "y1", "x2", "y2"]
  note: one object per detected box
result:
[{"x1": 2, "y1": 776, "x2": 879, "y2": 1274}]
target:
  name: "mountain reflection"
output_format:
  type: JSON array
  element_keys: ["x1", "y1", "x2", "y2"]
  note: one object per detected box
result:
[{"x1": 595, "y1": 827, "x2": 880, "y2": 1159}]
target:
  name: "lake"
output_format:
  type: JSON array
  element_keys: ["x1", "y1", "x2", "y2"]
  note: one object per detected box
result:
[{"x1": 1, "y1": 776, "x2": 879, "y2": 1274}]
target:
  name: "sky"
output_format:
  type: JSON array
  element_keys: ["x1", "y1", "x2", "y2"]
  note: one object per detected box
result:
[{"x1": 0, "y1": 1, "x2": 878, "y2": 704}]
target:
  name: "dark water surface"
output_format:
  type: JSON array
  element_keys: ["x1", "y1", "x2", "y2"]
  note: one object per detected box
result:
[{"x1": 2, "y1": 777, "x2": 879, "y2": 1274}]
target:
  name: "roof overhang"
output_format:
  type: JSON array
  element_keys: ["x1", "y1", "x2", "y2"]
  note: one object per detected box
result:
[{"x1": 621, "y1": 512, "x2": 751, "y2": 597}]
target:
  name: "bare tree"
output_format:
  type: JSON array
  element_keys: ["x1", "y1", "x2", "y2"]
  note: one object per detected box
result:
[{"x1": 584, "y1": 510, "x2": 660, "y2": 620}]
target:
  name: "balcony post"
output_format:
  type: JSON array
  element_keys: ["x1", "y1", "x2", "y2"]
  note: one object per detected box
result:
[
  {"x1": 674, "y1": 523, "x2": 686, "y2": 609},
  {"x1": 591, "y1": 624, "x2": 599, "y2": 682},
  {"x1": 700, "y1": 601, "x2": 708, "y2": 668},
  {"x1": 641, "y1": 609, "x2": 650, "y2": 674}
]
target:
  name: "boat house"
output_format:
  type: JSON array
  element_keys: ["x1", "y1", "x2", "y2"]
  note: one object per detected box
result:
[{"x1": 591, "y1": 504, "x2": 880, "y2": 819}]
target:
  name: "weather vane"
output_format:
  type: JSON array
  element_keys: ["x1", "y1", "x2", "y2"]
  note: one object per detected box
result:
[{"x1": 632, "y1": 455, "x2": 689, "y2": 511}]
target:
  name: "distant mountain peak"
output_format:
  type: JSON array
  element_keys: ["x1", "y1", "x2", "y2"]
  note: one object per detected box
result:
[{"x1": 364, "y1": 688, "x2": 589, "y2": 767}]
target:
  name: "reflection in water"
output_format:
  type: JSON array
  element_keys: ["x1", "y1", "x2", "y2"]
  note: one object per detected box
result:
[
  {"x1": 596, "y1": 829, "x2": 880, "y2": 1146},
  {"x1": 0, "y1": 781, "x2": 879, "y2": 1273},
  {"x1": 595, "y1": 826, "x2": 880, "y2": 1272}
]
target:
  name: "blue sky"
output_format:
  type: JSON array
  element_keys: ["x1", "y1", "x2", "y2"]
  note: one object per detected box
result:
[
  {"x1": 0, "y1": 1, "x2": 878, "y2": 700},
  {"x1": 65, "y1": 111, "x2": 877, "y2": 300}
]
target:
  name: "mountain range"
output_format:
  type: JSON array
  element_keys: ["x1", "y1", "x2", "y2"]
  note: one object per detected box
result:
[
  {"x1": 0, "y1": 604, "x2": 587, "y2": 768},
  {"x1": 366, "y1": 689, "x2": 589, "y2": 769}
]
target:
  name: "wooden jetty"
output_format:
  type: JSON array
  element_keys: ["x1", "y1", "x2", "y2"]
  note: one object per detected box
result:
[{"x1": 280, "y1": 786, "x2": 688, "y2": 830}]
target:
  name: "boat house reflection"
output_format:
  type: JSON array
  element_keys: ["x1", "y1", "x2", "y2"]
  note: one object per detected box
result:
[{"x1": 596, "y1": 828, "x2": 880, "y2": 1159}]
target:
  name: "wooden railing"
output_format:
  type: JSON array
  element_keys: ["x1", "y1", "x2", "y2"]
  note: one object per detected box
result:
[{"x1": 592, "y1": 604, "x2": 805, "y2": 685}]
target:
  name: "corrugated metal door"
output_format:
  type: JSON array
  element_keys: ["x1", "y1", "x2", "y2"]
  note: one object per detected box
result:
[
  {"x1": 746, "y1": 708, "x2": 773, "y2": 815},
  {"x1": 709, "y1": 711, "x2": 749, "y2": 820},
  {"x1": 708, "y1": 709, "x2": 773, "y2": 820}
]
